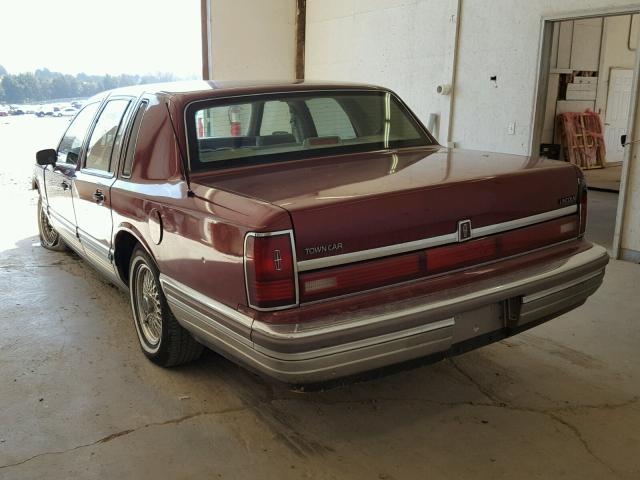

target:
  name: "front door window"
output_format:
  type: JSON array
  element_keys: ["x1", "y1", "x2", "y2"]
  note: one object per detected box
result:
[{"x1": 57, "y1": 103, "x2": 100, "y2": 165}]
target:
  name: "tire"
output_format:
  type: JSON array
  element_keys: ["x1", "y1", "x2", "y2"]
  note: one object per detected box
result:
[
  {"x1": 129, "y1": 246, "x2": 203, "y2": 367},
  {"x1": 37, "y1": 197, "x2": 67, "y2": 251}
]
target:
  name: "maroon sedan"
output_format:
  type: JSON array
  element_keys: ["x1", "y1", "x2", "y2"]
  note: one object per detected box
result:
[{"x1": 33, "y1": 81, "x2": 608, "y2": 383}]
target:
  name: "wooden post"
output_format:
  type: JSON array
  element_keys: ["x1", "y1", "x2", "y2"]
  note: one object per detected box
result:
[
  {"x1": 200, "y1": 0, "x2": 210, "y2": 80},
  {"x1": 296, "y1": 0, "x2": 306, "y2": 80}
]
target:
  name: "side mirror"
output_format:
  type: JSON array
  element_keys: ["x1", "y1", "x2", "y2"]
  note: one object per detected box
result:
[
  {"x1": 36, "y1": 149, "x2": 57, "y2": 166},
  {"x1": 621, "y1": 135, "x2": 627, "y2": 147}
]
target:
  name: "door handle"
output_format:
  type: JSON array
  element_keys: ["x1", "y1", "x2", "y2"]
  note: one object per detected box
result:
[
  {"x1": 61, "y1": 181, "x2": 70, "y2": 191},
  {"x1": 92, "y1": 190, "x2": 105, "y2": 203}
]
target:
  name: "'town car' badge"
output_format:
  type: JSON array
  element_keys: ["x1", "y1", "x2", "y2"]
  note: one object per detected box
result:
[{"x1": 457, "y1": 219, "x2": 472, "y2": 242}]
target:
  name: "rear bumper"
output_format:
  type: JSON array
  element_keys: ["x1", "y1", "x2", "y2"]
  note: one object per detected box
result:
[{"x1": 160, "y1": 242, "x2": 608, "y2": 384}]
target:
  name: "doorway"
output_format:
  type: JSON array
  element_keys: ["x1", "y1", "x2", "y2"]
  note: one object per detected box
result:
[
  {"x1": 533, "y1": 10, "x2": 640, "y2": 256},
  {"x1": 604, "y1": 68, "x2": 633, "y2": 164}
]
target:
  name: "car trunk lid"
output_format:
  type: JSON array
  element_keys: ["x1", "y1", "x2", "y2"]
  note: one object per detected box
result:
[{"x1": 193, "y1": 146, "x2": 581, "y2": 265}]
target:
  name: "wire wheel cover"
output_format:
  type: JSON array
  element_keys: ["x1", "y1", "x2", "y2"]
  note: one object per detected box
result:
[
  {"x1": 135, "y1": 264, "x2": 162, "y2": 346},
  {"x1": 39, "y1": 205, "x2": 57, "y2": 246}
]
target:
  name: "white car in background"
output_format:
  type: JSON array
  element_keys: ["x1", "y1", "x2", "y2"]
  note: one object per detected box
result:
[{"x1": 60, "y1": 107, "x2": 77, "y2": 117}]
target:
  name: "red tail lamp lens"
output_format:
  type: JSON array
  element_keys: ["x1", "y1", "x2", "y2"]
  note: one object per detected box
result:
[
  {"x1": 500, "y1": 217, "x2": 577, "y2": 257},
  {"x1": 427, "y1": 237, "x2": 497, "y2": 274},
  {"x1": 245, "y1": 233, "x2": 296, "y2": 309},
  {"x1": 301, "y1": 253, "x2": 421, "y2": 302}
]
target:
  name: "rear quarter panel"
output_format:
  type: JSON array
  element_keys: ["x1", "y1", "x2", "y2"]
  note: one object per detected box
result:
[{"x1": 110, "y1": 96, "x2": 291, "y2": 310}]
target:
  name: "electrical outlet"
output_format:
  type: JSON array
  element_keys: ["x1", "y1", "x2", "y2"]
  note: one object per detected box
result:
[{"x1": 507, "y1": 121, "x2": 516, "y2": 135}]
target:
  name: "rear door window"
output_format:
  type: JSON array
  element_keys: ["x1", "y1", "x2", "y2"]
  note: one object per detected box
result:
[
  {"x1": 121, "y1": 100, "x2": 148, "y2": 178},
  {"x1": 84, "y1": 99, "x2": 131, "y2": 173}
]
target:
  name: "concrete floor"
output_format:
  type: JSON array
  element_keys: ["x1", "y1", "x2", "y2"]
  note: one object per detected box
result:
[
  {"x1": 585, "y1": 189, "x2": 618, "y2": 254},
  {"x1": 584, "y1": 165, "x2": 622, "y2": 192},
  {"x1": 1, "y1": 116, "x2": 640, "y2": 479}
]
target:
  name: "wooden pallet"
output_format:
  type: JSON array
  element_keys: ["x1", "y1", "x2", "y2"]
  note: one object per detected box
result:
[{"x1": 557, "y1": 112, "x2": 606, "y2": 170}]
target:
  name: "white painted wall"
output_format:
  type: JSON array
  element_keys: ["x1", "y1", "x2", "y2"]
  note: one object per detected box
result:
[
  {"x1": 305, "y1": 0, "x2": 459, "y2": 144},
  {"x1": 452, "y1": 1, "x2": 632, "y2": 155},
  {"x1": 305, "y1": 1, "x2": 640, "y2": 154},
  {"x1": 209, "y1": 0, "x2": 296, "y2": 80}
]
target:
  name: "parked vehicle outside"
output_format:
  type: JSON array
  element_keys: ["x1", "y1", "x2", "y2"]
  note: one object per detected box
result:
[
  {"x1": 33, "y1": 81, "x2": 608, "y2": 383},
  {"x1": 59, "y1": 107, "x2": 77, "y2": 117}
]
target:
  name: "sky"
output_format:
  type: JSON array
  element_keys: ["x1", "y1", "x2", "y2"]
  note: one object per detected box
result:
[{"x1": 0, "y1": 0, "x2": 201, "y2": 77}]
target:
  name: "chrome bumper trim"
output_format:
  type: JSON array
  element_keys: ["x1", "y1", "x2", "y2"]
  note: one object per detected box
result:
[
  {"x1": 258, "y1": 243, "x2": 607, "y2": 343},
  {"x1": 160, "y1": 243, "x2": 607, "y2": 383},
  {"x1": 253, "y1": 318, "x2": 455, "y2": 361},
  {"x1": 297, "y1": 205, "x2": 578, "y2": 272},
  {"x1": 522, "y1": 270, "x2": 603, "y2": 304}
]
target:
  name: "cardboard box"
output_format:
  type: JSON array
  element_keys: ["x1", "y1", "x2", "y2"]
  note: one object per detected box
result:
[
  {"x1": 566, "y1": 89, "x2": 597, "y2": 100},
  {"x1": 556, "y1": 100, "x2": 595, "y2": 114},
  {"x1": 574, "y1": 76, "x2": 598, "y2": 85},
  {"x1": 567, "y1": 82, "x2": 597, "y2": 92}
]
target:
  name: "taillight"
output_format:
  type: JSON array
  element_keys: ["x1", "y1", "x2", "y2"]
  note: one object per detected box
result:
[
  {"x1": 578, "y1": 178, "x2": 588, "y2": 236},
  {"x1": 299, "y1": 216, "x2": 579, "y2": 302},
  {"x1": 426, "y1": 237, "x2": 496, "y2": 274},
  {"x1": 301, "y1": 252, "x2": 422, "y2": 302},
  {"x1": 499, "y1": 217, "x2": 577, "y2": 256},
  {"x1": 244, "y1": 232, "x2": 298, "y2": 310}
]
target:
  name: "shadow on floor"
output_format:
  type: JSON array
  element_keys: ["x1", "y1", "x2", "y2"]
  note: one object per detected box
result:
[{"x1": 586, "y1": 190, "x2": 618, "y2": 254}]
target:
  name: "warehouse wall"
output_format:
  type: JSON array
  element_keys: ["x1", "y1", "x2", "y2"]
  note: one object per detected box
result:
[
  {"x1": 304, "y1": 1, "x2": 640, "y2": 153},
  {"x1": 304, "y1": 0, "x2": 459, "y2": 144},
  {"x1": 209, "y1": 0, "x2": 296, "y2": 80},
  {"x1": 452, "y1": 1, "x2": 631, "y2": 155}
]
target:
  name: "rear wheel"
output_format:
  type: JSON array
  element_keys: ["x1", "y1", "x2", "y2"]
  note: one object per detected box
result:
[
  {"x1": 37, "y1": 197, "x2": 67, "y2": 251},
  {"x1": 129, "y1": 246, "x2": 203, "y2": 366}
]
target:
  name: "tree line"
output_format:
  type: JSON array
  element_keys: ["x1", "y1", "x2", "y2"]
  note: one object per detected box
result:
[{"x1": 0, "y1": 65, "x2": 177, "y2": 104}]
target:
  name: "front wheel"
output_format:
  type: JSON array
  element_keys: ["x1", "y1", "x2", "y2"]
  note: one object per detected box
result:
[
  {"x1": 37, "y1": 197, "x2": 67, "y2": 251},
  {"x1": 129, "y1": 247, "x2": 203, "y2": 366}
]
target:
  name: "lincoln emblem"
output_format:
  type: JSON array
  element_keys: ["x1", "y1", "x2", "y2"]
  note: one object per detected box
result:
[
  {"x1": 273, "y1": 249, "x2": 283, "y2": 271},
  {"x1": 458, "y1": 219, "x2": 472, "y2": 242}
]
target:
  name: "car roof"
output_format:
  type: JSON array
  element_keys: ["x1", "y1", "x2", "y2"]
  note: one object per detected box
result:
[{"x1": 89, "y1": 80, "x2": 389, "y2": 103}]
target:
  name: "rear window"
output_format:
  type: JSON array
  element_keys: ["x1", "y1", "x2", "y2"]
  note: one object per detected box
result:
[{"x1": 187, "y1": 90, "x2": 433, "y2": 170}]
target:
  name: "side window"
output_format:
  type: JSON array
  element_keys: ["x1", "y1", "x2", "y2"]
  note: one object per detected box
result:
[
  {"x1": 121, "y1": 101, "x2": 148, "y2": 178},
  {"x1": 260, "y1": 101, "x2": 292, "y2": 135},
  {"x1": 57, "y1": 103, "x2": 100, "y2": 165},
  {"x1": 108, "y1": 101, "x2": 135, "y2": 173},
  {"x1": 84, "y1": 99, "x2": 131, "y2": 173},
  {"x1": 306, "y1": 98, "x2": 356, "y2": 139}
]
